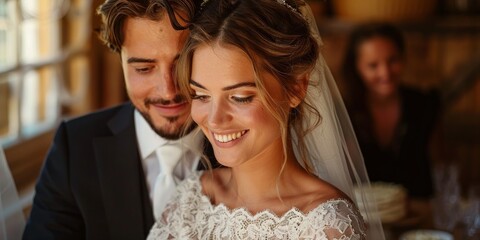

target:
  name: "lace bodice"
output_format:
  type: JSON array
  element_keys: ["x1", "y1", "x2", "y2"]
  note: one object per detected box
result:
[{"x1": 147, "y1": 171, "x2": 367, "y2": 240}]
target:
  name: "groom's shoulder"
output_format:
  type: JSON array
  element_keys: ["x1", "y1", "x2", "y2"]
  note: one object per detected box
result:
[
  {"x1": 65, "y1": 102, "x2": 133, "y2": 125},
  {"x1": 58, "y1": 102, "x2": 134, "y2": 136}
]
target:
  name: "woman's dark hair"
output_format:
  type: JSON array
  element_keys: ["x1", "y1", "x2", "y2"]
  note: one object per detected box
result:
[{"x1": 341, "y1": 22, "x2": 405, "y2": 105}]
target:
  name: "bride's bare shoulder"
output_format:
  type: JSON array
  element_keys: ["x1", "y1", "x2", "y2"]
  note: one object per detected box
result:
[{"x1": 302, "y1": 177, "x2": 353, "y2": 211}]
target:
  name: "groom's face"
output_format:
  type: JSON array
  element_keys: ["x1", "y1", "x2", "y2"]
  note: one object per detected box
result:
[{"x1": 120, "y1": 15, "x2": 191, "y2": 140}]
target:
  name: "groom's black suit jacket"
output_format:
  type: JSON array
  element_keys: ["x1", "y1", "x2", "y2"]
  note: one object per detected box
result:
[{"x1": 23, "y1": 103, "x2": 215, "y2": 240}]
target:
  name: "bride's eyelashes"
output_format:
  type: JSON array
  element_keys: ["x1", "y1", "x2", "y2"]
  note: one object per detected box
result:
[
  {"x1": 231, "y1": 95, "x2": 254, "y2": 103},
  {"x1": 191, "y1": 91, "x2": 255, "y2": 104}
]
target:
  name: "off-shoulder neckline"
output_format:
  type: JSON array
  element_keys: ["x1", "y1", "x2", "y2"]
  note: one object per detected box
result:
[{"x1": 184, "y1": 171, "x2": 355, "y2": 219}]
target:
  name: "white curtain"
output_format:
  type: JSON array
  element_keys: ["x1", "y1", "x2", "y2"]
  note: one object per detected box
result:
[{"x1": 0, "y1": 146, "x2": 25, "y2": 240}]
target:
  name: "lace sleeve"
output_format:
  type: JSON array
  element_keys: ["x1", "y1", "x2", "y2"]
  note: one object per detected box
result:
[
  {"x1": 312, "y1": 199, "x2": 367, "y2": 240},
  {"x1": 146, "y1": 199, "x2": 181, "y2": 239}
]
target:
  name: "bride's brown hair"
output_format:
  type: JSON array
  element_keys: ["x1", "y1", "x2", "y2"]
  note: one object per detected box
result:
[{"x1": 177, "y1": 0, "x2": 322, "y2": 174}]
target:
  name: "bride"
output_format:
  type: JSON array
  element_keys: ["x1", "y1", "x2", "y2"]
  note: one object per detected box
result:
[{"x1": 148, "y1": 0, "x2": 384, "y2": 239}]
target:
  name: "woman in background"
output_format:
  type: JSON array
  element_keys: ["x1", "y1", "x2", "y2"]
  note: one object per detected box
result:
[{"x1": 341, "y1": 23, "x2": 441, "y2": 199}]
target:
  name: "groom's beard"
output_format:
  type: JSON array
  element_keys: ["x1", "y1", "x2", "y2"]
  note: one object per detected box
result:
[{"x1": 139, "y1": 95, "x2": 196, "y2": 140}]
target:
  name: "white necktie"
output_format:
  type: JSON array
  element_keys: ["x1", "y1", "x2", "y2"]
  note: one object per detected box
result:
[{"x1": 153, "y1": 143, "x2": 183, "y2": 219}]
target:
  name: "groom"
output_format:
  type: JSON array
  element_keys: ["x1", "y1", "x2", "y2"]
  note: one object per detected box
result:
[{"x1": 23, "y1": 0, "x2": 212, "y2": 239}]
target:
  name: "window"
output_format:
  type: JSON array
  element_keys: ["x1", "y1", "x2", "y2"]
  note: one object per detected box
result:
[{"x1": 0, "y1": 0, "x2": 92, "y2": 147}]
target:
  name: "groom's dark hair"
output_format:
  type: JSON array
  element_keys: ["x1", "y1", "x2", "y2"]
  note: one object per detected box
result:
[{"x1": 97, "y1": 0, "x2": 197, "y2": 53}]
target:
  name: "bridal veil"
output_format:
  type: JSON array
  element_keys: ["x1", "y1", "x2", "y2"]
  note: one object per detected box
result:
[{"x1": 294, "y1": 2, "x2": 385, "y2": 239}]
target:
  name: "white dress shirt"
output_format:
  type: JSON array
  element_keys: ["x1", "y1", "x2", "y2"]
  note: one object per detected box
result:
[{"x1": 134, "y1": 110, "x2": 203, "y2": 203}]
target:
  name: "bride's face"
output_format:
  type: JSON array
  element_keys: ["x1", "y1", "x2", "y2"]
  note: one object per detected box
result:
[{"x1": 189, "y1": 43, "x2": 289, "y2": 167}]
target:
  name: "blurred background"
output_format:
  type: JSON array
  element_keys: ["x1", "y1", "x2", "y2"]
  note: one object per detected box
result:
[
  {"x1": 0, "y1": 0, "x2": 479, "y2": 238},
  {"x1": 314, "y1": 0, "x2": 480, "y2": 198}
]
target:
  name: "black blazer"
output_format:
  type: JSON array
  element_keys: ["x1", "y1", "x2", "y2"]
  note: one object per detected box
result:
[{"x1": 23, "y1": 103, "x2": 215, "y2": 240}]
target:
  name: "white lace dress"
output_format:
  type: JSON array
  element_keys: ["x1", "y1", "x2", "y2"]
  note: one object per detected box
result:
[{"x1": 147, "y1": 171, "x2": 367, "y2": 240}]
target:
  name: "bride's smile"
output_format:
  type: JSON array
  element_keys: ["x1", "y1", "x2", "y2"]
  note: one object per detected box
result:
[{"x1": 212, "y1": 130, "x2": 249, "y2": 144}]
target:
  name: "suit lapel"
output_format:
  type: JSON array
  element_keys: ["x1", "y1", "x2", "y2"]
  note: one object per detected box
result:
[{"x1": 93, "y1": 104, "x2": 154, "y2": 239}]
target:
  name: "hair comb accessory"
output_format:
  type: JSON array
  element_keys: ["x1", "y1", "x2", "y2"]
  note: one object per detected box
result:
[
  {"x1": 276, "y1": 0, "x2": 302, "y2": 17},
  {"x1": 199, "y1": 0, "x2": 304, "y2": 18},
  {"x1": 200, "y1": 0, "x2": 210, "y2": 9}
]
